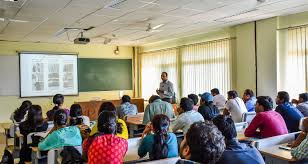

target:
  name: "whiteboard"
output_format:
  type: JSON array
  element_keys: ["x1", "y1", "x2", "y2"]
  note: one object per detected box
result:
[
  {"x1": 19, "y1": 53, "x2": 78, "y2": 97},
  {"x1": 0, "y1": 56, "x2": 19, "y2": 96}
]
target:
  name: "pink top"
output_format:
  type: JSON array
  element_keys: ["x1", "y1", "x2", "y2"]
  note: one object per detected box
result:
[{"x1": 244, "y1": 110, "x2": 288, "y2": 138}]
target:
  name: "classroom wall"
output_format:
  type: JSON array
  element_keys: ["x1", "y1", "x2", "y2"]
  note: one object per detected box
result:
[{"x1": 0, "y1": 41, "x2": 134, "y2": 123}]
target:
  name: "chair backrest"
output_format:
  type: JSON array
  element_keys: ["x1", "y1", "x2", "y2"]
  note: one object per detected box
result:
[
  {"x1": 234, "y1": 122, "x2": 248, "y2": 132},
  {"x1": 27, "y1": 131, "x2": 49, "y2": 144},
  {"x1": 90, "y1": 121, "x2": 96, "y2": 129},
  {"x1": 47, "y1": 146, "x2": 82, "y2": 164},
  {"x1": 47, "y1": 121, "x2": 54, "y2": 130},
  {"x1": 299, "y1": 117, "x2": 307, "y2": 131},
  {"x1": 241, "y1": 112, "x2": 256, "y2": 124},
  {"x1": 8, "y1": 123, "x2": 19, "y2": 138},
  {"x1": 253, "y1": 132, "x2": 300, "y2": 149},
  {"x1": 124, "y1": 137, "x2": 142, "y2": 162}
]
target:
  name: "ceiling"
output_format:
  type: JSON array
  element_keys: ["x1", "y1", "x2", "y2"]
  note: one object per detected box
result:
[{"x1": 0, "y1": 0, "x2": 308, "y2": 45}]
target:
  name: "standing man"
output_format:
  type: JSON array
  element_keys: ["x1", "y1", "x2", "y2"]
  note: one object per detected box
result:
[{"x1": 156, "y1": 72, "x2": 175, "y2": 103}]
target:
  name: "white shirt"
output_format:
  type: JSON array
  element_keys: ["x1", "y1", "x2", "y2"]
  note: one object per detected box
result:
[
  {"x1": 225, "y1": 97, "x2": 247, "y2": 122},
  {"x1": 213, "y1": 94, "x2": 227, "y2": 109},
  {"x1": 171, "y1": 110, "x2": 204, "y2": 134}
]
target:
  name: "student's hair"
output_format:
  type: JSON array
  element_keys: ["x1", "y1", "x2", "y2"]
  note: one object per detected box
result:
[
  {"x1": 244, "y1": 89, "x2": 254, "y2": 97},
  {"x1": 211, "y1": 88, "x2": 220, "y2": 95},
  {"x1": 149, "y1": 95, "x2": 161, "y2": 103},
  {"x1": 277, "y1": 91, "x2": 290, "y2": 103},
  {"x1": 151, "y1": 114, "x2": 170, "y2": 160},
  {"x1": 227, "y1": 90, "x2": 238, "y2": 98},
  {"x1": 188, "y1": 94, "x2": 198, "y2": 105},
  {"x1": 69, "y1": 104, "x2": 83, "y2": 126},
  {"x1": 213, "y1": 115, "x2": 237, "y2": 140},
  {"x1": 26, "y1": 105, "x2": 44, "y2": 129},
  {"x1": 185, "y1": 121, "x2": 225, "y2": 164},
  {"x1": 122, "y1": 95, "x2": 131, "y2": 103},
  {"x1": 180, "y1": 97, "x2": 193, "y2": 112},
  {"x1": 14, "y1": 100, "x2": 32, "y2": 122},
  {"x1": 52, "y1": 94, "x2": 64, "y2": 111},
  {"x1": 98, "y1": 102, "x2": 123, "y2": 134},
  {"x1": 256, "y1": 96, "x2": 273, "y2": 111},
  {"x1": 54, "y1": 109, "x2": 68, "y2": 126},
  {"x1": 161, "y1": 72, "x2": 168, "y2": 77},
  {"x1": 97, "y1": 111, "x2": 117, "y2": 135},
  {"x1": 299, "y1": 93, "x2": 308, "y2": 102}
]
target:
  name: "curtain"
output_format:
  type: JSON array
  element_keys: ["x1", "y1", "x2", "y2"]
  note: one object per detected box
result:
[
  {"x1": 181, "y1": 39, "x2": 232, "y2": 97},
  {"x1": 141, "y1": 49, "x2": 178, "y2": 100}
]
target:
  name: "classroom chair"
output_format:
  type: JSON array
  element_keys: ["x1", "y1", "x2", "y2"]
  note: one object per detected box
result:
[
  {"x1": 253, "y1": 132, "x2": 300, "y2": 149},
  {"x1": 241, "y1": 112, "x2": 256, "y2": 124},
  {"x1": 47, "y1": 146, "x2": 82, "y2": 164},
  {"x1": 298, "y1": 117, "x2": 307, "y2": 131},
  {"x1": 234, "y1": 122, "x2": 248, "y2": 132}
]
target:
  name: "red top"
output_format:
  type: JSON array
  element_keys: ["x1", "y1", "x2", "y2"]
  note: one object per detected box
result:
[
  {"x1": 244, "y1": 110, "x2": 288, "y2": 138},
  {"x1": 83, "y1": 134, "x2": 128, "y2": 164}
]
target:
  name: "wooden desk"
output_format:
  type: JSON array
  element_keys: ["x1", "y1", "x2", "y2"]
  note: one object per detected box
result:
[
  {"x1": 126, "y1": 113, "x2": 144, "y2": 138},
  {"x1": 77, "y1": 98, "x2": 144, "y2": 120},
  {"x1": 259, "y1": 144, "x2": 297, "y2": 164}
]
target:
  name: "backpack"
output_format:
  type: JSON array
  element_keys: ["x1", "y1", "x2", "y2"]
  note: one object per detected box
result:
[{"x1": 60, "y1": 146, "x2": 83, "y2": 164}]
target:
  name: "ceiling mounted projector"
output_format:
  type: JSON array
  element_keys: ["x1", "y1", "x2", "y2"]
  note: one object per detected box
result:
[{"x1": 74, "y1": 37, "x2": 90, "y2": 44}]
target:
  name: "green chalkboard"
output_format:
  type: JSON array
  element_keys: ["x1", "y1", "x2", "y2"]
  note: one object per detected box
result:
[{"x1": 78, "y1": 58, "x2": 132, "y2": 91}]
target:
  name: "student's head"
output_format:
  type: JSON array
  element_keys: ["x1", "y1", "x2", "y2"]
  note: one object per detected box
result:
[
  {"x1": 188, "y1": 94, "x2": 199, "y2": 105},
  {"x1": 149, "y1": 95, "x2": 161, "y2": 103},
  {"x1": 14, "y1": 100, "x2": 32, "y2": 122},
  {"x1": 21, "y1": 100, "x2": 32, "y2": 110},
  {"x1": 243, "y1": 89, "x2": 255, "y2": 101},
  {"x1": 151, "y1": 114, "x2": 170, "y2": 160},
  {"x1": 27, "y1": 105, "x2": 44, "y2": 125},
  {"x1": 213, "y1": 115, "x2": 237, "y2": 141},
  {"x1": 255, "y1": 96, "x2": 273, "y2": 113},
  {"x1": 298, "y1": 93, "x2": 308, "y2": 103},
  {"x1": 52, "y1": 94, "x2": 64, "y2": 111},
  {"x1": 97, "y1": 111, "x2": 117, "y2": 135},
  {"x1": 180, "y1": 97, "x2": 194, "y2": 112},
  {"x1": 227, "y1": 90, "x2": 238, "y2": 100},
  {"x1": 99, "y1": 102, "x2": 116, "y2": 114},
  {"x1": 180, "y1": 121, "x2": 225, "y2": 164},
  {"x1": 161, "y1": 72, "x2": 168, "y2": 81},
  {"x1": 199, "y1": 92, "x2": 214, "y2": 105},
  {"x1": 53, "y1": 109, "x2": 68, "y2": 126},
  {"x1": 69, "y1": 104, "x2": 83, "y2": 126},
  {"x1": 276, "y1": 91, "x2": 290, "y2": 105},
  {"x1": 211, "y1": 88, "x2": 220, "y2": 96},
  {"x1": 121, "y1": 95, "x2": 131, "y2": 103}
]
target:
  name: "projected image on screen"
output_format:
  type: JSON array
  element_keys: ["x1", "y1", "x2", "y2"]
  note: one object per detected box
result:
[{"x1": 20, "y1": 53, "x2": 78, "y2": 97}]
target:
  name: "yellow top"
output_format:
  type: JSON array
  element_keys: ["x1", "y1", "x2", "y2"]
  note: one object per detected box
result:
[{"x1": 89, "y1": 118, "x2": 128, "y2": 140}]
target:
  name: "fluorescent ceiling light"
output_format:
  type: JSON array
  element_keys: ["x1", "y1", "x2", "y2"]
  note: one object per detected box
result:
[{"x1": 152, "y1": 24, "x2": 164, "y2": 30}]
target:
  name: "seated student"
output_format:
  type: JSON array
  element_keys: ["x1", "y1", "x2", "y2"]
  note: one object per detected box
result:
[
  {"x1": 198, "y1": 92, "x2": 220, "y2": 121},
  {"x1": 90, "y1": 102, "x2": 128, "y2": 139},
  {"x1": 244, "y1": 96, "x2": 288, "y2": 138},
  {"x1": 211, "y1": 88, "x2": 226, "y2": 110},
  {"x1": 224, "y1": 90, "x2": 247, "y2": 123},
  {"x1": 213, "y1": 115, "x2": 265, "y2": 164},
  {"x1": 242, "y1": 89, "x2": 257, "y2": 112},
  {"x1": 292, "y1": 93, "x2": 308, "y2": 117},
  {"x1": 188, "y1": 94, "x2": 199, "y2": 111},
  {"x1": 69, "y1": 104, "x2": 90, "y2": 127},
  {"x1": 171, "y1": 98, "x2": 204, "y2": 134},
  {"x1": 38, "y1": 109, "x2": 82, "y2": 151},
  {"x1": 82, "y1": 111, "x2": 128, "y2": 163},
  {"x1": 46, "y1": 94, "x2": 70, "y2": 121},
  {"x1": 291, "y1": 117, "x2": 308, "y2": 161},
  {"x1": 176, "y1": 121, "x2": 225, "y2": 164},
  {"x1": 117, "y1": 95, "x2": 138, "y2": 119},
  {"x1": 275, "y1": 91, "x2": 304, "y2": 132},
  {"x1": 10, "y1": 100, "x2": 32, "y2": 123},
  {"x1": 139, "y1": 114, "x2": 178, "y2": 160},
  {"x1": 142, "y1": 95, "x2": 175, "y2": 125},
  {"x1": 19, "y1": 105, "x2": 48, "y2": 164}
]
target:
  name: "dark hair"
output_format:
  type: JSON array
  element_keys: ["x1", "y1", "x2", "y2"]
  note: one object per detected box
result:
[
  {"x1": 299, "y1": 93, "x2": 308, "y2": 102},
  {"x1": 69, "y1": 104, "x2": 83, "y2": 126},
  {"x1": 256, "y1": 96, "x2": 273, "y2": 111},
  {"x1": 244, "y1": 89, "x2": 254, "y2": 97},
  {"x1": 277, "y1": 91, "x2": 290, "y2": 103},
  {"x1": 98, "y1": 102, "x2": 123, "y2": 134},
  {"x1": 25, "y1": 105, "x2": 44, "y2": 130},
  {"x1": 151, "y1": 114, "x2": 170, "y2": 160},
  {"x1": 161, "y1": 72, "x2": 168, "y2": 77},
  {"x1": 227, "y1": 90, "x2": 238, "y2": 98},
  {"x1": 122, "y1": 95, "x2": 131, "y2": 103},
  {"x1": 14, "y1": 100, "x2": 32, "y2": 122},
  {"x1": 52, "y1": 94, "x2": 64, "y2": 111},
  {"x1": 180, "y1": 97, "x2": 193, "y2": 112},
  {"x1": 149, "y1": 95, "x2": 161, "y2": 103},
  {"x1": 54, "y1": 109, "x2": 67, "y2": 126},
  {"x1": 185, "y1": 122, "x2": 225, "y2": 164},
  {"x1": 213, "y1": 115, "x2": 237, "y2": 140},
  {"x1": 188, "y1": 94, "x2": 198, "y2": 105},
  {"x1": 211, "y1": 88, "x2": 220, "y2": 95},
  {"x1": 97, "y1": 111, "x2": 117, "y2": 135}
]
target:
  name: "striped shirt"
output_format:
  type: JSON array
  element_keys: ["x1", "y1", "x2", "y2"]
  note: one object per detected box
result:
[{"x1": 291, "y1": 134, "x2": 308, "y2": 160}]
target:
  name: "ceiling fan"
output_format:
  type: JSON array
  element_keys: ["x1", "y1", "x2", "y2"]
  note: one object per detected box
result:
[
  {"x1": 0, "y1": 17, "x2": 28, "y2": 23},
  {"x1": 125, "y1": 23, "x2": 164, "y2": 33},
  {"x1": 53, "y1": 26, "x2": 95, "y2": 37}
]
